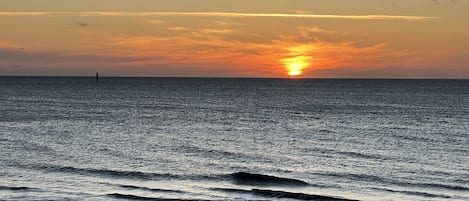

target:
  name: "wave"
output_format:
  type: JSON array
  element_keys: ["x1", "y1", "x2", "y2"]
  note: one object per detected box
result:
[
  {"x1": 313, "y1": 172, "x2": 469, "y2": 191},
  {"x1": 314, "y1": 172, "x2": 387, "y2": 183},
  {"x1": 38, "y1": 165, "x2": 175, "y2": 180},
  {"x1": 230, "y1": 172, "x2": 308, "y2": 186},
  {"x1": 31, "y1": 164, "x2": 222, "y2": 181},
  {"x1": 335, "y1": 151, "x2": 385, "y2": 160},
  {"x1": 405, "y1": 182, "x2": 469, "y2": 191},
  {"x1": 372, "y1": 187, "x2": 451, "y2": 198},
  {"x1": 22, "y1": 163, "x2": 469, "y2": 194},
  {"x1": 0, "y1": 185, "x2": 32, "y2": 191},
  {"x1": 164, "y1": 144, "x2": 259, "y2": 161},
  {"x1": 318, "y1": 129, "x2": 336, "y2": 133},
  {"x1": 211, "y1": 188, "x2": 357, "y2": 201},
  {"x1": 1, "y1": 138, "x2": 56, "y2": 154},
  {"x1": 118, "y1": 184, "x2": 185, "y2": 194},
  {"x1": 303, "y1": 147, "x2": 391, "y2": 161},
  {"x1": 106, "y1": 193, "x2": 211, "y2": 201},
  {"x1": 29, "y1": 164, "x2": 310, "y2": 188}
]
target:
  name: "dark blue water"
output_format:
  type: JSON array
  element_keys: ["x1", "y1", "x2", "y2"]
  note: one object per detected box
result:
[{"x1": 1, "y1": 77, "x2": 468, "y2": 201}]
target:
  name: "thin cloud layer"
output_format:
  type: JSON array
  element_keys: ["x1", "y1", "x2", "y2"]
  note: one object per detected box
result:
[{"x1": 0, "y1": 11, "x2": 440, "y2": 21}]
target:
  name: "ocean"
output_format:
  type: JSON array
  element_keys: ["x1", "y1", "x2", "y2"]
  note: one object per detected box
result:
[{"x1": 0, "y1": 77, "x2": 468, "y2": 201}]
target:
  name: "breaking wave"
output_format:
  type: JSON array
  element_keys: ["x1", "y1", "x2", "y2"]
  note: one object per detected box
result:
[{"x1": 211, "y1": 188, "x2": 357, "y2": 201}]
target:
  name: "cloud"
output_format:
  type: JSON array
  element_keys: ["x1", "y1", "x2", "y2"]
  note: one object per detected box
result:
[
  {"x1": 200, "y1": 29, "x2": 235, "y2": 35},
  {"x1": 0, "y1": 11, "x2": 440, "y2": 21},
  {"x1": 299, "y1": 26, "x2": 336, "y2": 34},
  {"x1": 168, "y1": 26, "x2": 190, "y2": 31},
  {"x1": 0, "y1": 40, "x2": 19, "y2": 49},
  {"x1": 0, "y1": 11, "x2": 463, "y2": 78},
  {"x1": 0, "y1": 47, "x2": 148, "y2": 70},
  {"x1": 148, "y1": 19, "x2": 165, "y2": 25},
  {"x1": 1, "y1": 19, "x2": 454, "y2": 77},
  {"x1": 432, "y1": 0, "x2": 456, "y2": 4},
  {"x1": 95, "y1": 25, "x2": 398, "y2": 77},
  {"x1": 76, "y1": 22, "x2": 89, "y2": 27}
]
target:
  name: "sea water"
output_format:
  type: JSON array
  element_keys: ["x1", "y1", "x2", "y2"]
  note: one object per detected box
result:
[{"x1": 1, "y1": 77, "x2": 468, "y2": 200}]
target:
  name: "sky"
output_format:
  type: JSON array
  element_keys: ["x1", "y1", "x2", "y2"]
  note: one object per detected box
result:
[{"x1": 0, "y1": 0, "x2": 468, "y2": 78}]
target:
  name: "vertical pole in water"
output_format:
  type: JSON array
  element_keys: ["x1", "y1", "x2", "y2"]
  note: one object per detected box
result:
[{"x1": 96, "y1": 72, "x2": 99, "y2": 85}]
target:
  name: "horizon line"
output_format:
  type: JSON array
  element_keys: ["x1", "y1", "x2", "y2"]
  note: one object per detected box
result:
[{"x1": 1, "y1": 75, "x2": 467, "y2": 80}]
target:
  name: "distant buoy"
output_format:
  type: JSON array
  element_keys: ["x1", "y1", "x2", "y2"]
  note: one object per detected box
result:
[{"x1": 96, "y1": 72, "x2": 99, "y2": 85}]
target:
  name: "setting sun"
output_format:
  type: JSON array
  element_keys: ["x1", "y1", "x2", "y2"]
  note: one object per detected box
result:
[
  {"x1": 287, "y1": 63, "x2": 304, "y2": 76},
  {"x1": 282, "y1": 56, "x2": 311, "y2": 77}
]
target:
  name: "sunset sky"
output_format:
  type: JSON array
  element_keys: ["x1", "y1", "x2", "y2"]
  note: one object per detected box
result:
[{"x1": 1, "y1": 0, "x2": 468, "y2": 78}]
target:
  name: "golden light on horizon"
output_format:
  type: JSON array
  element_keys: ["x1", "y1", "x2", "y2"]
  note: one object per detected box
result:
[
  {"x1": 287, "y1": 62, "x2": 304, "y2": 76},
  {"x1": 282, "y1": 56, "x2": 312, "y2": 77}
]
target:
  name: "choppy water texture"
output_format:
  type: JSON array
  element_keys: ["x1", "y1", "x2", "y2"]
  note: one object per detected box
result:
[{"x1": 1, "y1": 77, "x2": 468, "y2": 201}]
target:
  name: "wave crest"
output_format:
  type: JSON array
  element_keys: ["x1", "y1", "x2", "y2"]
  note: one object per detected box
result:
[
  {"x1": 0, "y1": 185, "x2": 32, "y2": 191},
  {"x1": 231, "y1": 172, "x2": 308, "y2": 186}
]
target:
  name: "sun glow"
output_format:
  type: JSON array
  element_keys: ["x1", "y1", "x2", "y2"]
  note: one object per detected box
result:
[
  {"x1": 287, "y1": 62, "x2": 304, "y2": 76},
  {"x1": 282, "y1": 56, "x2": 311, "y2": 77}
]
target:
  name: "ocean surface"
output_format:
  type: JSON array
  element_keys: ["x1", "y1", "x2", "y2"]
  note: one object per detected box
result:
[{"x1": 0, "y1": 77, "x2": 468, "y2": 201}]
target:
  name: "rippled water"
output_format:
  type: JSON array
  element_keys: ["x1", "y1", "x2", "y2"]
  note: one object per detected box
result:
[{"x1": 1, "y1": 77, "x2": 468, "y2": 201}]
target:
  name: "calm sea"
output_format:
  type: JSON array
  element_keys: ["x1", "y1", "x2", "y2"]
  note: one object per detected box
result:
[{"x1": 0, "y1": 77, "x2": 468, "y2": 201}]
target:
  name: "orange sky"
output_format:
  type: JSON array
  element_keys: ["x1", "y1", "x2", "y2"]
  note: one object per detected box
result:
[{"x1": 0, "y1": 0, "x2": 468, "y2": 78}]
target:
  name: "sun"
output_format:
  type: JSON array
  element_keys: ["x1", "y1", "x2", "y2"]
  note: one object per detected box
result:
[
  {"x1": 287, "y1": 62, "x2": 305, "y2": 76},
  {"x1": 282, "y1": 56, "x2": 311, "y2": 77}
]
